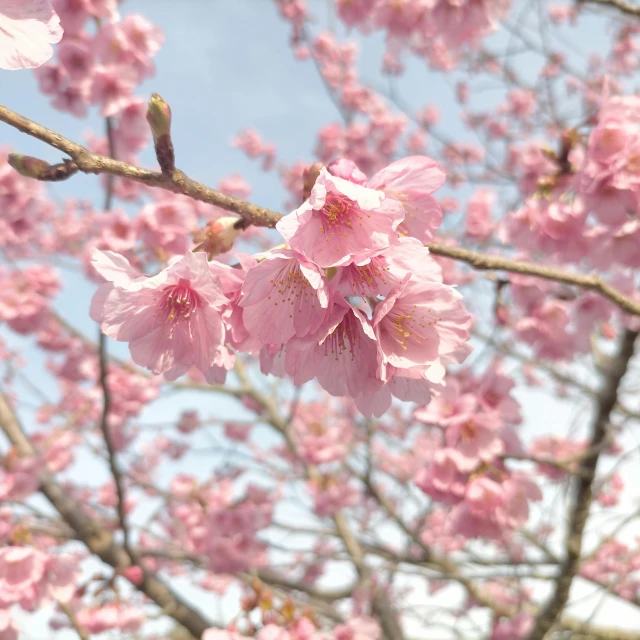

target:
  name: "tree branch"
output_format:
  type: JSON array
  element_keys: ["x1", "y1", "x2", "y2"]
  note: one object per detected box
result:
[
  {"x1": 3, "y1": 103, "x2": 640, "y2": 317},
  {"x1": 428, "y1": 243, "x2": 640, "y2": 317},
  {"x1": 578, "y1": 0, "x2": 640, "y2": 17},
  {"x1": 528, "y1": 329, "x2": 638, "y2": 639},
  {"x1": 0, "y1": 392, "x2": 214, "y2": 639},
  {"x1": 0, "y1": 103, "x2": 282, "y2": 228},
  {"x1": 58, "y1": 601, "x2": 90, "y2": 640}
]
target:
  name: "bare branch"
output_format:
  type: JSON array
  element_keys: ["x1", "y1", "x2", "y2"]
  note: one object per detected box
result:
[{"x1": 528, "y1": 329, "x2": 639, "y2": 639}]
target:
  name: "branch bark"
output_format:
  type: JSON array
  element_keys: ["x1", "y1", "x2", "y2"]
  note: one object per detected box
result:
[{"x1": 528, "y1": 329, "x2": 638, "y2": 640}]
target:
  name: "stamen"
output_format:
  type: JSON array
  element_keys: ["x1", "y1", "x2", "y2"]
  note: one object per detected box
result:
[{"x1": 155, "y1": 278, "x2": 201, "y2": 337}]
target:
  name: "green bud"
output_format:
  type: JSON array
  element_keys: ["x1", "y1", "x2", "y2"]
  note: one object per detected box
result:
[{"x1": 146, "y1": 93, "x2": 172, "y2": 141}]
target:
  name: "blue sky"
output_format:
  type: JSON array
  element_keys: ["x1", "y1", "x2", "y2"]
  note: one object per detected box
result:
[{"x1": 4, "y1": 1, "x2": 640, "y2": 637}]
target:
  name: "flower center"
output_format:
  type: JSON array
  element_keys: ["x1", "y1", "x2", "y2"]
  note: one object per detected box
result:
[
  {"x1": 156, "y1": 279, "x2": 200, "y2": 334},
  {"x1": 461, "y1": 421, "x2": 477, "y2": 443},
  {"x1": 348, "y1": 258, "x2": 391, "y2": 296},
  {"x1": 319, "y1": 194, "x2": 362, "y2": 235},
  {"x1": 390, "y1": 305, "x2": 438, "y2": 350},
  {"x1": 323, "y1": 313, "x2": 360, "y2": 361},
  {"x1": 267, "y1": 263, "x2": 314, "y2": 318}
]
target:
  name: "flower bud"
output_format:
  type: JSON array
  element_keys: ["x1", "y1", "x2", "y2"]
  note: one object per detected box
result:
[
  {"x1": 8, "y1": 153, "x2": 49, "y2": 178},
  {"x1": 193, "y1": 217, "x2": 243, "y2": 258},
  {"x1": 146, "y1": 93, "x2": 172, "y2": 141},
  {"x1": 8, "y1": 154, "x2": 78, "y2": 182},
  {"x1": 147, "y1": 94, "x2": 175, "y2": 174},
  {"x1": 122, "y1": 565, "x2": 144, "y2": 586},
  {"x1": 302, "y1": 162, "x2": 325, "y2": 201}
]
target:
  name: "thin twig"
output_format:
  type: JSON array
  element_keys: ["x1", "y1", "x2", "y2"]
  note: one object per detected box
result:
[
  {"x1": 98, "y1": 331, "x2": 132, "y2": 557},
  {"x1": 97, "y1": 117, "x2": 133, "y2": 560}
]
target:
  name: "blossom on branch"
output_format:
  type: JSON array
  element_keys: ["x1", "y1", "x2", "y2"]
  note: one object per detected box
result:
[{"x1": 90, "y1": 249, "x2": 231, "y2": 382}]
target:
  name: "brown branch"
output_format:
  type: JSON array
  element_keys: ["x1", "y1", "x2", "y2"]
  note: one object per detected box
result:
[
  {"x1": 98, "y1": 331, "x2": 133, "y2": 558},
  {"x1": 528, "y1": 329, "x2": 638, "y2": 640},
  {"x1": 3, "y1": 103, "x2": 640, "y2": 318},
  {"x1": 578, "y1": 0, "x2": 640, "y2": 16},
  {"x1": 0, "y1": 392, "x2": 214, "y2": 639},
  {"x1": 428, "y1": 243, "x2": 640, "y2": 317},
  {"x1": 0, "y1": 103, "x2": 282, "y2": 228},
  {"x1": 58, "y1": 601, "x2": 90, "y2": 640},
  {"x1": 97, "y1": 117, "x2": 133, "y2": 560}
]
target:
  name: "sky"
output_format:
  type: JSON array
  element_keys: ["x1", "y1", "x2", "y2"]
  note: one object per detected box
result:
[{"x1": 2, "y1": 1, "x2": 640, "y2": 638}]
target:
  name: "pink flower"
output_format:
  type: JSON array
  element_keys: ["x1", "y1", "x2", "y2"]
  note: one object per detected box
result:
[
  {"x1": 492, "y1": 613, "x2": 533, "y2": 639},
  {"x1": 335, "y1": 617, "x2": 381, "y2": 640},
  {"x1": 76, "y1": 602, "x2": 144, "y2": 634},
  {"x1": 122, "y1": 565, "x2": 143, "y2": 586},
  {"x1": 415, "y1": 448, "x2": 468, "y2": 504},
  {"x1": 239, "y1": 249, "x2": 329, "y2": 345},
  {"x1": 0, "y1": 0, "x2": 62, "y2": 70},
  {"x1": 258, "y1": 626, "x2": 291, "y2": 640},
  {"x1": 334, "y1": 237, "x2": 442, "y2": 298},
  {"x1": 465, "y1": 188, "x2": 495, "y2": 239},
  {"x1": 327, "y1": 158, "x2": 367, "y2": 184},
  {"x1": 203, "y1": 631, "x2": 249, "y2": 640},
  {"x1": 475, "y1": 363, "x2": 522, "y2": 424},
  {"x1": 336, "y1": 0, "x2": 374, "y2": 29},
  {"x1": 444, "y1": 412, "x2": 504, "y2": 472},
  {"x1": 413, "y1": 379, "x2": 477, "y2": 427},
  {"x1": 276, "y1": 167, "x2": 404, "y2": 268},
  {"x1": 90, "y1": 65, "x2": 136, "y2": 117},
  {"x1": 0, "y1": 547, "x2": 47, "y2": 607},
  {"x1": 57, "y1": 37, "x2": 93, "y2": 80},
  {"x1": 90, "y1": 249, "x2": 229, "y2": 382},
  {"x1": 51, "y1": 0, "x2": 89, "y2": 34},
  {"x1": 291, "y1": 405, "x2": 353, "y2": 465},
  {"x1": 367, "y1": 155, "x2": 445, "y2": 243},
  {"x1": 499, "y1": 474, "x2": 542, "y2": 529},
  {"x1": 0, "y1": 455, "x2": 40, "y2": 500},
  {"x1": 285, "y1": 294, "x2": 382, "y2": 403},
  {"x1": 0, "y1": 610, "x2": 18, "y2": 640},
  {"x1": 373, "y1": 274, "x2": 471, "y2": 375},
  {"x1": 308, "y1": 474, "x2": 359, "y2": 516}
]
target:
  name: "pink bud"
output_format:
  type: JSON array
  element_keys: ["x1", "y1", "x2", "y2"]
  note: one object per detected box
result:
[
  {"x1": 193, "y1": 217, "x2": 243, "y2": 257},
  {"x1": 122, "y1": 565, "x2": 144, "y2": 586}
]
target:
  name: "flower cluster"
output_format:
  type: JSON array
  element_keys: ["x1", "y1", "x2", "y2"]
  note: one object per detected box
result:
[
  {"x1": 253, "y1": 156, "x2": 471, "y2": 416},
  {"x1": 413, "y1": 362, "x2": 543, "y2": 541},
  {"x1": 91, "y1": 156, "x2": 472, "y2": 415}
]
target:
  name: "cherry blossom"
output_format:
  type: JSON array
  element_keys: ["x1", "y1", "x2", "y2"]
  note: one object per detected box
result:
[{"x1": 0, "y1": 0, "x2": 62, "y2": 70}]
